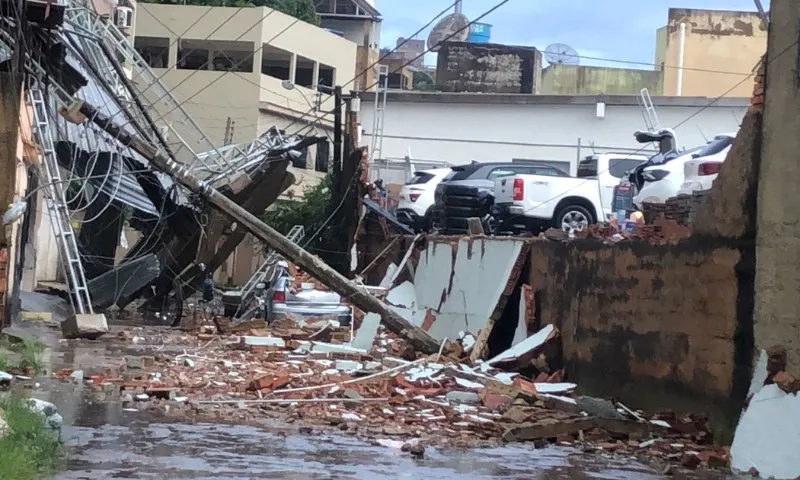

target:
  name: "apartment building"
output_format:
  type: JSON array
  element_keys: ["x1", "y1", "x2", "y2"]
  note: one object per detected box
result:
[
  {"x1": 134, "y1": 3, "x2": 358, "y2": 184},
  {"x1": 316, "y1": 0, "x2": 381, "y2": 91}
]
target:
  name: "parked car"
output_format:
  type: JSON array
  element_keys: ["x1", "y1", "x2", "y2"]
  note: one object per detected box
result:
[
  {"x1": 492, "y1": 154, "x2": 648, "y2": 235},
  {"x1": 633, "y1": 132, "x2": 735, "y2": 207},
  {"x1": 222, "y1": 259, "x2": 352, "y2": 327},
  {"x1": 677, "y1": 133, "x2": 736, "y2": 196},
  {"x1": 432, "y1": 162, "x2": 569, "y2": 234},
  {"x1": 618, "y1": 129, "x2": 683, "y2": 211},
  {"x1": 396, "y1": 168, "x2": 452, "y2": 231}
]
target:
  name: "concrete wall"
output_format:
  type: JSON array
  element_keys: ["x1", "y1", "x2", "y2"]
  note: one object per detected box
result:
[
  {"x1": 755, "y1": 0, "x2": 800, "y2": 373},
  {"x1": 540, "y1": 64, "x2": 664, "y2": 95},
  {"x1": 359, "y1": 92, "x2": 747, "y2": 174},
  {"x1": 657, "y1": 8, "x2": 766, "y2": 97},
  {"x1": 435, "y1": 42, "x2": 542, "y2": 94}
]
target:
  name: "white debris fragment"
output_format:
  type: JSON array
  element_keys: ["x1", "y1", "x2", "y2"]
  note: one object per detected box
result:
[
  {"x1": 455, "y1": 377, "x2": 484, "y2": 390},
  {"x1": 26, "y1": 398, "x2": 58, "y2": 417},
  {"x1": 533, "y1": 382, "x2": 577, "y2": 394},
  {"x1": 731, "y1": 384, "x2": 800, "y2": 479},
  {"x1": 486, "y1": 324, "x2": 556, "y2": 366},
  {"x1": 341, "y1": 412, "x2": 362, "y2": 421},
  {"x1": 650, "y1": 419, "x2": 671, "y2": 429},
  {"x1": 135, "y1": 394, "x2": 150, "y2": 401},
  {"x1": 242, "y1": 336, "x2": 285, "y2": 347},
  {"x1": 538, "y1": 393, "x2": 578, "y2": 405}
]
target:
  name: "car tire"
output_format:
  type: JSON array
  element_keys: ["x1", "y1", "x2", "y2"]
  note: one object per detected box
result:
[{"x1": 555, "y1": 205, "x2": 593, "y2": 234}]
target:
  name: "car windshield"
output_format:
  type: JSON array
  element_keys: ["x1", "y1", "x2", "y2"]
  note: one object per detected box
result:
[
  {"x1": 406, "y1": 172, "x2": 434, "y2": 185},
  {"x1": 693, "y1": 136, "x2": 734, "y2": 158}
]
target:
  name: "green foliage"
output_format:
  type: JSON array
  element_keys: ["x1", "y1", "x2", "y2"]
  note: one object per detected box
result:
[
  {"x1": 140, "y1": 0, "x2": 320, "y2": 25},
  {"x1": 262, "y1": 173, "x2": 347, "y2": 267},
  {"x1": 0, "y1": 337, "x2": 45, "y2": 375},
  {"x1": 412, "y1": 70, "x2": 435, "y2": 91},
  {"x1": 0, "y1": 394, "x2": 64, "y2": 479}
]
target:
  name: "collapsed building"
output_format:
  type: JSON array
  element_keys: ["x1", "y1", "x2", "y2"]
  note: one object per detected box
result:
[{"x1": 0, "y1": 0, "x2": 326, "y2": 327}]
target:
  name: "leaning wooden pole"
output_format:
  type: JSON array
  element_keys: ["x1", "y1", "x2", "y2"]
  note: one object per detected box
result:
[{"x1": 59, "y1": 100, "x2": 441, "y2": 354}]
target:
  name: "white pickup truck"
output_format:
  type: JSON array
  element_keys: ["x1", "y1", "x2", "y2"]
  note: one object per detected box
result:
[{"x1": 491, "y1": 153, "x2": 648, "y2": 234}]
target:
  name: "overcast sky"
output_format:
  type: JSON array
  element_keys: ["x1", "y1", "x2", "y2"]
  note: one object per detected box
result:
[{"x1": 374, "y1": 0, "x2": 769, "y2": 68}]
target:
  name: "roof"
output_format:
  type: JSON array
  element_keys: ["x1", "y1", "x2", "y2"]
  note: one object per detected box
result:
[{"x1": 359, "y1": 91, "x2": 750, "y2": 108}]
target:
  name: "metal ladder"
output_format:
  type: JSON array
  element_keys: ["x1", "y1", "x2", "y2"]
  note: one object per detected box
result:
[
  {"x1": 234, "y1": 225, "x2": 305, "y2": 320},
  {"x1": 370, "y1": 64, "x2": 389, "y2": 182},
  {"x1": 28, "y1": 84, "x2": 94, "y2": 315},
  {"x1": 638, "y1": 88, "x2": 661, "y2": 132}
]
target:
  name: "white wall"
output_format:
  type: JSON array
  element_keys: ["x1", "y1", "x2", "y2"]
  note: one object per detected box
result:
[{"x1": 360, "y1": 97, "x2": 748, "y2": 177}]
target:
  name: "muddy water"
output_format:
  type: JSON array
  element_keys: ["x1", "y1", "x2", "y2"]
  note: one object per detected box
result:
[{"x1": 10, "y1": 317, "x2": 687, "y2": 480}]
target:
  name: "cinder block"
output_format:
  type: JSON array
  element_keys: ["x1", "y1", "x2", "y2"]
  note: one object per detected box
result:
[{"x1": 61, "y1": 314, "x2": 108, "y2": 340}]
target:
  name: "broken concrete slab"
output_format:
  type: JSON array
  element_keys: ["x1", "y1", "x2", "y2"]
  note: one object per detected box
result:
[
  {"x1": 576, "y1": 397, "x2": 627, "y2": 420},
  {"x1": 61, "y1": 313, "x2": 109, "y2": 340},
  {"x1": 747, "y1": 349, "x2": 769, "y2": 399},
  {"x1": 352, "y1": 313, "x2": 381, "y2": 350},
  {"x1": 446, "y1": 391, "x2": 481, "y2": 405},
  {"x1": 487, "y1": 324, "x2": 557, "y2": 367},
  {"x1": 730, "y1": 384, "x2": 800, "y2": 479}
]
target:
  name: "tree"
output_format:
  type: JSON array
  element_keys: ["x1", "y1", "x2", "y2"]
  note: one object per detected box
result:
[
  {"x1": 412, "y1": 70, "x2": 435, "y2": 91},
  {"x1": 140, "y1": 0, "x2": 320, "y2": 25}
]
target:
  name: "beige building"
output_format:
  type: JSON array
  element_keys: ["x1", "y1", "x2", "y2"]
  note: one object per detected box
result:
[
  {"x1": 134, "y1": 4, "x2": 358, "y2": 191},
  {"x1": 316, "y1": 0, "x2": 381, "y2": 91},
  {"x1": 655, "y1": 8, "x2": 766, "y2": 97}
]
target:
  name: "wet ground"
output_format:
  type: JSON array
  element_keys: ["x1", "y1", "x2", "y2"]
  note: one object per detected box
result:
[{"x1": 12, "y1": 293, "x2": 728, "y2": 480}]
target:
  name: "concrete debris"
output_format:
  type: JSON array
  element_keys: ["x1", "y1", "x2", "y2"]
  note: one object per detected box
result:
[
  {"x1": 487, "y1": 324, "x2": 558, "y2": 367},
  {"x1": 57, "y1": 319, "x2": 731, "y2": 473},
  {"x1": 0, "y1": 371, "x2": 12, "y2": 385},
  {"x1": 25, "y1": 398, "x2": 58, "y2": 417},
  {"x1": 61, "y1": 313, "x2": 109, "y2": 340},
  {"x1": 732, "y1": 374, "x2": 800, "y2": 479}
]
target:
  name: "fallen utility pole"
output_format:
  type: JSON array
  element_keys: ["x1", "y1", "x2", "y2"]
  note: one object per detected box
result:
[{"x1": 58, "y1": 99, "x2": 442, "y2": 354}]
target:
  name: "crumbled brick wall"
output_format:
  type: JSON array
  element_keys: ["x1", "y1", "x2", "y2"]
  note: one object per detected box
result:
[
  {"x1": 643, "y1": 191, "x2": 711, "y2": 226},
  {"x1": 528, "y1": 237, "x2": 752, "y2": 435},
  {"x1": 435, "y1": 42, "x2": 541, "y2": 94}
]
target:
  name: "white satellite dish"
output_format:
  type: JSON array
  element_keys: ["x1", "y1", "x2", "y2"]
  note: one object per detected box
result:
[
  {"x1": 426, "y1": 13, "x2": 470, "y2": 52},
  {"x1": 544, "y1": 43, "x2": 580, "y2": 66}
]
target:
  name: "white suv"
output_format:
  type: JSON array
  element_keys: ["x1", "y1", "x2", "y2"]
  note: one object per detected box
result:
[{"x1": 396, "y1": 168, "x2": 451, "y2": 231}]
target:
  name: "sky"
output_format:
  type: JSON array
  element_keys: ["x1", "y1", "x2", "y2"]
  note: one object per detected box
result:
[{"x1": 374, "y1": 0, "x2": 769, "y2": 68}]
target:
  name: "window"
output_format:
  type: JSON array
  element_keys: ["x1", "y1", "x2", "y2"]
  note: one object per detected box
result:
[
  {"x1": 577, "y1": 158, "x2": 598, "y2": 178},
  {"x1": 315, "y1": 141, "x2": 329, "y2": 173},
  {"x1": 335, "y1": 0, "x2": 356, "y2": 15},
  {"x1": 261, "y1": 44, "x2": 292, "y2": 80},
  {"x1": 315, "y1": 0, "x2": 334, "y2": 14},
  {"x1": 210, "y1": 41, "x2": 254, "y2": 73},
  {"x1": 295, "y1": 55, "x2": 315, "y2": 88},
  {"x1": 406, "y1": 172, "x2": 434, "y2": 185},
  {"x1": 487, "y1": 168, "x2": 518, "y2": 181},
  {"x1": 318, "y1": 63, "x2": 335, "y2": 91},
  {"x1": 177, "y1": 40, "x2": 210, "y2": 70},
  {"x1": 135, "y1": 36, "x2": 169, "y2": 69},
  {"x1": 609, "y1": 159, "x2": 645, "y2": 178},
  {"x1": 693, "y1": 135, "x2": 735, "y2": 159}
]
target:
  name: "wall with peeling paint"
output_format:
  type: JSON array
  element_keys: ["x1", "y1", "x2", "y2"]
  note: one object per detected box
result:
[
  {"x1": 435, "y1": 42, "x2": 542, "y2": 94},
  {"x1": 540, "y1": 64, "x2": 664, "y2": 95},
  {"x1": 657, "y1": 8, "x2": 766, "y2": 97}
]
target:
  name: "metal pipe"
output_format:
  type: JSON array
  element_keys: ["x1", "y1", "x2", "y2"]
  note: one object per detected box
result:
[
  {"x1": 455, "y1": 0, "x2": 462, "y2": 14},
  {"x1": 676, "y1": 22, "x2": 686, "y2": 96}
]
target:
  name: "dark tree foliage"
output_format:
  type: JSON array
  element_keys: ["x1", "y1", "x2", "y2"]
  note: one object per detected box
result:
[{"x1": 141, "y1": 0, "x2": 320, "y2": 25}]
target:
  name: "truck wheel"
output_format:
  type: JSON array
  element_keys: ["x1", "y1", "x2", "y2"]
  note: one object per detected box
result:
[{"x1": 555, "y1": 205, "x2": 593, "y2": 235}]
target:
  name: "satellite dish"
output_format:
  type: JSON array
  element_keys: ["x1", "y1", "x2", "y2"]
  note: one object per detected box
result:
[
  {"x1": 426, "y1": 13, "x2": 470, "y2": 52},
  {"x1": 544, "y1": 43, "x2": 580, "y2": 66}
]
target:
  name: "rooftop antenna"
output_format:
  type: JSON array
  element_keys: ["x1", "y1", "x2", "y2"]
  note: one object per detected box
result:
[{"x1": 544, "y1": 43, "x2": 580, "y2": 66}]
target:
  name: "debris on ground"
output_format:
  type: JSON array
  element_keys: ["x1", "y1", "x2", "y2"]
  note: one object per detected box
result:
[
  {"x1": 56, "y1": 319, "x2": 732, "y2": 474},
  {"x1": 730, "y1": 346, "x2": 800, "y2": 479}
]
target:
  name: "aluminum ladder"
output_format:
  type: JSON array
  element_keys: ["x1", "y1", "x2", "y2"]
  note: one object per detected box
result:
[
  {"x1": 370, "y1": 64, "x2": 389, "y2": 182},
  {"x1": 637, "y1": 88, "x2": 661, "y2": 132},
  {"x1": 28, "y1": 84, "x2": 94, "y2": 314},
  {"x1": 233, "y1": 225, "x2": 305, "y2": 321}
]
